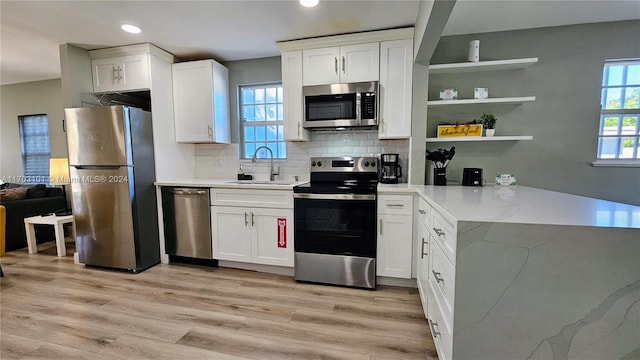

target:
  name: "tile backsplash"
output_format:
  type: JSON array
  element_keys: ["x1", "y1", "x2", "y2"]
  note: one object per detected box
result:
[{"x1": 195, "y1": 130, "x2": 410, "y2": 182}]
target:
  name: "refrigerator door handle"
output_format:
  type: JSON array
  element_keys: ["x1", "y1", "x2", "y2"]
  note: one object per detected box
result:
[{"x1": 73, "y1": 165, "x2": 123, "y2": 170}]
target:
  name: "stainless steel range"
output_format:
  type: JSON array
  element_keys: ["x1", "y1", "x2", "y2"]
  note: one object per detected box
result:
[{"x1": 293, "y1": 156, "x2": 378, "y2": 289}]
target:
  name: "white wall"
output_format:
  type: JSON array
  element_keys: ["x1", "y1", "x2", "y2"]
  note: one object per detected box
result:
[
  {"x1": 195, "y1": 130, "x2": 409, "y2": 182},
  {"x1": 0, "y1": 79, "x2": 65, "y2": 179}
]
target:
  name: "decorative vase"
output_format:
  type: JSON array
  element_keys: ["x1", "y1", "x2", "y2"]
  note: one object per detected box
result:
[{"x1": 485, "y1": 129, "x2": 495, "y2": 137}]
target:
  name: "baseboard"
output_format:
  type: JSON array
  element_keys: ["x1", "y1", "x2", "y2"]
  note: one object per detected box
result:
[
  {"x1": 377, "y1": 276, "x2": 417, "y2": 288},
  {"x1": 217, "y1": 260, "x2": 295, "y2": 277}
]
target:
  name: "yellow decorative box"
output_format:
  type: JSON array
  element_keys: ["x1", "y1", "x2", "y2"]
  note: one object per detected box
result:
[{"x1": 437, "y1": 124, "x2": 483, "y2": 138}]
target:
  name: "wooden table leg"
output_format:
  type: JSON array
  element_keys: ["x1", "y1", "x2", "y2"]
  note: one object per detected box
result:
[{"x1": 24, "y1": 220, "x2": 37, "y2": 254}]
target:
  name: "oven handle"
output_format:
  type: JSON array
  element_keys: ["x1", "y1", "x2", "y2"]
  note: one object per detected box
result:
[{"x1": 293, "y1": 193, "x2": 376, "y2": 201}]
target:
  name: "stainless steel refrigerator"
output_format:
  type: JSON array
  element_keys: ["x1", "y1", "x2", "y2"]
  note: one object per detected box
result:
[{"x1": 65, "y1": 105, "x2": 160, "y2": 272}]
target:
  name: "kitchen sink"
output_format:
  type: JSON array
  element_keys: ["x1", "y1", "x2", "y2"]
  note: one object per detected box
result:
[{"x1": 226, "y1": 180, "x2": 298, "y2": 185}]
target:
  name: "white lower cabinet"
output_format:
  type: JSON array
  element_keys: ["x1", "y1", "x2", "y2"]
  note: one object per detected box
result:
[
  {"x1": 210, "y1": 188, "x2": 294, "y2": 268},
  {"x1": 414, "y1": 196, "x2": 455, "y2": 360},
  {"x1": 428, "y1": 279, "x2": 453, "y2": 360},
  {"x1": 251, "y1": 208, "x2": 293, "y2": 267},
  {"x1": 416, "y1": 220, "x2": 430, "y2": 316},
  {"x1": 211, "y1": 206, "x2": 293, "y2": 267},
  {"x1": 377, "y1": 194, "x2": 413, "y2": 278},
  {"x1": 212, "y1": 206, "x2": 252, "y2": 262}
]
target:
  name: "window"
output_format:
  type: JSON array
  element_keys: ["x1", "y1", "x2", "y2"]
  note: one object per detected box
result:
[
  {"x1": 18, "y1": 114, "x2": 51, "y2": 183},
  {"x1": 597, "y1": 59, "x2": 640, "y2": 160},
  {"x1": 239, "y1": 83, "x2": 286, "y2": 159}
]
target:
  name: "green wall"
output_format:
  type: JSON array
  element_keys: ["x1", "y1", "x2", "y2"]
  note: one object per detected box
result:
[
  {"x1": 426, "y1": 20, "x2": 640, "y2": 205},
  {"x1": 223, "y1": 56, "x2": 282, "y2": 144},
  {"x1": 0, "y1": 79, "x2": 66, "y2": 180}
]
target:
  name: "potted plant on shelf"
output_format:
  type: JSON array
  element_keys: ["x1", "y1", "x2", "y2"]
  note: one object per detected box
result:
[{"x1": 480, "y1": 113, "x2": 497, "y2": 137}]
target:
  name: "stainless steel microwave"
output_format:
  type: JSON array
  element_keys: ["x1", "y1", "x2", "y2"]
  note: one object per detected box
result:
[{"x1": 303, "y1": 81, "x2": 378, "y2": 129}]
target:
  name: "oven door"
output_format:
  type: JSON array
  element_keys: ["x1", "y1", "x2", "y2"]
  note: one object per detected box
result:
[{"x1": 294, "y1": 193, "x2": 376, "y2": 258}]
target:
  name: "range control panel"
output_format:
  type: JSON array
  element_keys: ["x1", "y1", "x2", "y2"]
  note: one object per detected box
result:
[{"x1": 309, "y1": 156, "x2": 378, "y2": 173}]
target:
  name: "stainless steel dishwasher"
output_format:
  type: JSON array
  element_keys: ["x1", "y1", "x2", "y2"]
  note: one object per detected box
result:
[{"x1": 161, "y1": 187, "x2": 212, "y2": 259}]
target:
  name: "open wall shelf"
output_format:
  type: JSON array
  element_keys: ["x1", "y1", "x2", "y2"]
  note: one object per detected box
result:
[
  {"x1": 425, "y1": 135, "x2": 533, "y2": 143},
  {"x1": 429, "y1": 57, "x2": 538, "y2": 74},
  {"x1": 427, "y1": 96, "x2": 536, "y2": 107}
]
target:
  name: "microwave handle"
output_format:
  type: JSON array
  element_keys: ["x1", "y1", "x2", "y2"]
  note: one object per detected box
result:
[{"x1": 355, "y1": 89, "x2": 362, "y2": 125}]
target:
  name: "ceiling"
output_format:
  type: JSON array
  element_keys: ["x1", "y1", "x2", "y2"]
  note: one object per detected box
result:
[{"x1": 1, "y1": 0, "x2": 638, "y2": 86}]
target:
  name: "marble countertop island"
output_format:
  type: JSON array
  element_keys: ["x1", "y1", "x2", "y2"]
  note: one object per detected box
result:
[
  {"x1": 378, "y1": 184, "x2": 640, "y2": 229},
  {"x1": 380, "y1": 183, "x2": 640, "y2": 359}
]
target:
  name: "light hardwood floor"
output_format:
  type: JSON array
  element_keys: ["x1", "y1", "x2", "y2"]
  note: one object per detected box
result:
[{"x1": 1, "y1": 241, "x2": 437, "y2": 360}]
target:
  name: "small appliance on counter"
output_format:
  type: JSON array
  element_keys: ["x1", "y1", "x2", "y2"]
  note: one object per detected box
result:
[
  {"x1": 379, "y1": 153, "x2": 402, "y2": 184},
  {"x1": 462, "y1": 168, "x2": 484, "y2": 186}
]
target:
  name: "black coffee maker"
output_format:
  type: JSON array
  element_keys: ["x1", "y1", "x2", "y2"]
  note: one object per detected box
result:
[{"x1": 380, "y1": 153, "x2": 402, "y2": 184}]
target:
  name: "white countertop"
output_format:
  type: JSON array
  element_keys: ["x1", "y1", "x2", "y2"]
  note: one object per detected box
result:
[
  {"x1": 154, "y1": 179, "x2": 307, "y2": 190},
  {"x1": 378, "y1": 184, "x2": 640, "y2": 229}
]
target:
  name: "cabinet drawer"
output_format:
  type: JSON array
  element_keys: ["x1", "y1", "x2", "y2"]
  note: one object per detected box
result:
[
  {"x1": 428, "y1": 279, "x2": 453, "y2": 360},
  {"x1": 378, "y1": 194, "x2": 413, "y2": 215},
  {"x1": 430, "y1": 209, "x2": 456, "y2": 264},
  {"x1": 416, "y1": 196, "x2": 430, "y2": 227},
  {"x1": 429, "y1": 237, "x2": 455, "y2": 331},
  {"x1": 210, "y1": 188, "x2": 293, "y2": 209}
]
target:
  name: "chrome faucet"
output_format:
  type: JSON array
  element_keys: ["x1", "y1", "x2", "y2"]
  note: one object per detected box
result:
[{"x1": 251, "y1": 146, "x2": 279, "y2": 181}]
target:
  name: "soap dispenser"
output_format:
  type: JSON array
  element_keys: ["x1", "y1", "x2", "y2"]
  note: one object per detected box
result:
[{"x1": 237, "y1": 165, "x2": 252, "y2": 180}]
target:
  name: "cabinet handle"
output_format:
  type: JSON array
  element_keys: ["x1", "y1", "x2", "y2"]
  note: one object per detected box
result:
[
  {"x1": 112, "y1": 67, "x2": 118, "y2": 82},
  {"x1": 379, "y1": 219, "x2": 383, "y2": 235},
  {"x1": 334, "y1": 57, "x2": 338, "y2": 74},
  {"x1": 251, "y1": 212, "x2": 255, "y2": 226},
  {"x1": 433, "y1": 227, "x2": 445, "y2": 236},
  {"x1": 421, "y1": 237, "x2": 428, "y2": 258},
  {"x1": 387, "y1": 204, "x2": 404, "y2": 208},
  {"x1": 208, "y1": 125, "x2": 213, "y2": 139},
  {"x1": 118, "y1": 66, "x2": 123, "y2": 80},
  {"x1": 418, "y1": 209, "x2": 426, "y2": 215},
  {"x1": 432, "y1": 270, "x2": 444, "y2": 283},
  {"x1": 244, "y1": 212, "x2": 248, "y2": 226},
  {"x1": 429, "y1": 319, "x2": 441, "y2": 337},
  {"x1": 342, "y1": 56, "x2": 345, "y2": 73}
]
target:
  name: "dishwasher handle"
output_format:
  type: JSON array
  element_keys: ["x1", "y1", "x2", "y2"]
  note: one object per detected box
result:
[{"x1": 169, "y1": 188, "x2": 208, "y2": 196}]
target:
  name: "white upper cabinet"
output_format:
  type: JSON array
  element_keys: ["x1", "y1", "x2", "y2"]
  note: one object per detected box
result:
[
  {"x1": 302, "y1": 43, "x2": 380, "y2": 86},
  {"x1": 281, "y1": 51, "x2": 308, "y2": 141},
  {"x1": 91, "y1": 54, "x2": 150, "y2": 93},
  {"x1": 172, "y1": 60, "x2": 230, "y2": 143},
  {"x1": 89, "y1": 43, "x2": 174, "y2": 95},
  {"x1": 340, "y1": 43, "x2": 380, "y2": 84},
  {"x1": 379, "y1": 39, "x2": 413, "y2": 139},
  {"x1": 302, "y1": 47, "x2": 340, "y2": 85}
]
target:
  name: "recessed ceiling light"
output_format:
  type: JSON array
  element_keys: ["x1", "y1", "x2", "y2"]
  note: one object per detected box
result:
[
  {"x1": 121, "y1": 24, "x2": 142, "y2": 34},
  {"x1": 299, "y1": 0, "x2": 319, "y2": 8}
]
